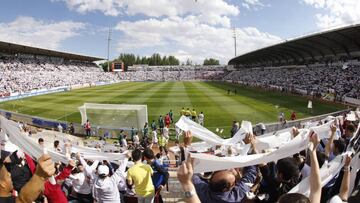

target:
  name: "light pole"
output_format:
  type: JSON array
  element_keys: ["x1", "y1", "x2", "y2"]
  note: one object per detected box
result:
[
  {"x1": 107, "y1": 26, "x2": 112, "y2": 72},
  {"x1": 233, "y1": 27, "x2": 237, "y2": 57}
]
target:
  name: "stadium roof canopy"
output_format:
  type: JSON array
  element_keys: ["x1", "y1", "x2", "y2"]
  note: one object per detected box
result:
[
  {"x1": 0, "y1": 41, "x2": 104, "y2": 62},
  {"x1": 228, "y1": 24, "x2": 360, "y2": 67}
]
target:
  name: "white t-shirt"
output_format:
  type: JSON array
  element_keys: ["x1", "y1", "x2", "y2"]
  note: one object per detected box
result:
[
  {"x1": 198, "y1": 113, "x2": 204, "y2": 121},
  {"x1": 58, "y1": 124, "x2": 63, "y2": 132},
  {"x1": 133, "y1": 135, "x2": 140, "y2": 144},
  {"x1": 328, "y1": 195, "x2": 344, "y2": 203},
  {"x1": 121, "y1": 138, "x2": 127, "y2": 148},
  {"x1": 152, "y1": 131, "x2": 158, "y2": 143},
  {"x1": 163, "y1": 127, "x2": 169, "y2": 139}
]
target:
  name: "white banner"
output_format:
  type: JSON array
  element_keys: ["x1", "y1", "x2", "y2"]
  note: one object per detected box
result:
[{"x1": 0, "y1": 116, "x2": 126, "y2": 163}]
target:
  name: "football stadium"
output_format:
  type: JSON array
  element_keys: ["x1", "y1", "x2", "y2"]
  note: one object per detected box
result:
[{"x1": 0, "y1": 1, "x2": 360, "y2": 203}]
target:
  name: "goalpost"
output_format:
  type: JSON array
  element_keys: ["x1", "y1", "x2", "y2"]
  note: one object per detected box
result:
[{"x1": 78, "y1": 103, "x2": 148, "y2": 131}]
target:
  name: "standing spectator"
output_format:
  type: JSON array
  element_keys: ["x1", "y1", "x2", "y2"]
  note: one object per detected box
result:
[
  {"x1": 84, "y1": 120, "x2": 91, "y2": 138},
  {"x1": 43, "y1": 160, "x2": 75, "y2": 203},
  {"x1": 259, "y1": 157, "x2": 301, "y2": 203},
  {"x1": 68, "y1": 163, "x2": 93, "y2": 203},
  {"x1": 169, "y1": 109, "x2": 174, "y2": 123},
  {"x1": 130, "y1": 127, "x2": 137, "y2": 143},
  {"x1": 290, "y1": 111, "x2": 297, "y2": 120},
  {"x1": 143, "y1": 148, "x2": 169, "y2": 202},
  {"x1": 58, "y1": 123, "x2": 63, "y2": 133},
  {"x1": 118, "y1": 130, "x2": 124, "y2": 144},
  {"x1": 133, "y1": 133, "x2": 140, "y2": 148},
  {"x1": 120, "y1": 134, "x2": 128, "y2": 149},
  {"x1": 143, "y1": 122, "x2": 149, "y2": 138},
  {"x1": 151, "y1": 120, "x2": 157, "y2": 133},
  {"x1": 185, "y1": 108, "x2": 191, "y2": 118},
  {"x1": 158, "y1": 116, "x2": 164, "y2": 134},
  {"x1": 38, "y1": 138, "x2": 45, "y2": 147},
  {"x1": 6, "y1": 150, "x2": 33, "y2": 193},
  {"x1": 342, "y1": 124, "x2": 356, "y2": 147},
  {"x1": 198, "y1": 112, "x2": 204, "y2": 126},
  {"x1": 230, "y1": 121, "x2": 239, "y2": 138},
  {"x1": 93, "y1": 156, "x2": 129, "y2": 203},
  {"x1": 158, "y1": 132, "x2": 168, "y2": 149},
  {"x1": 165, "y1": 114, "x2": 171, "y2": 128},
  {"x1": 69, "y1": 123, "x2": 75, "y2": 135},
  {"x1": 180, "y1": 107, "x2": 186, "y2": 116},
  {"x1": 279, "y1": 112, "x2": 285, "y2": 123},
  {"x1": 127, "y1": 149, "x2": 155, "y2": 203},
  {"x1": 191, "y1": 109, "x2": 197, "y2": 122},
  {"x1": 257, "y1": 123, "x2": 266, "y2": 135},
  {"x1": 53, "y1": 140, "x2": 62, "y2": 152},
  {"x1": 0, "y1": 154, "x2": 56, "y2": 203}
]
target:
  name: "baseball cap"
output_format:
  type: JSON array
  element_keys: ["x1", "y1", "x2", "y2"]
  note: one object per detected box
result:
[{"x1": 98, "y1": 165, "x2": 109, "y2": 176}]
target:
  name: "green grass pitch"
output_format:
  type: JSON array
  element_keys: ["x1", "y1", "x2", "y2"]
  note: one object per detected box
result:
[{"x1": 0, "y1": 81, "x2": 345, "y2": 137}]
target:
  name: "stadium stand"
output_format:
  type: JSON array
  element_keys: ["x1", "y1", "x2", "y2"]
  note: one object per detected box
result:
[
  {"x1": 222, "y1": 62, "x2": 360, "y2": 100},
  {"x1": 1, "y1": 24, "x2": 360, "y2": 203},
  {"x1": 0, "y1": 55, "x2": 119, "y2": 95}
]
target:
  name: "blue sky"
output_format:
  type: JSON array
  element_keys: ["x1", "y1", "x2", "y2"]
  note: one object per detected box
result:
[{"x1": 0, "y1": 0, "x2": 359, "y2": 64}]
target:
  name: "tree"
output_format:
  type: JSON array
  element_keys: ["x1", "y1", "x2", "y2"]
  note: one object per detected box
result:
[
  {"x1": 168, "y1": 55, "x2": 180, "y2": 65},
  {"x1": 113, "y1": 53, "x2": 180, "y2": 68},
  {"x1": 186, "y1": 58, "x2": 193, "y2": 66},
  {"x1": 100, "y1": 62, "x2": 110, "y2": 72},
  {"x1": 162, "y1": 56, "x2": 170, "y2": 65},
  {"x1": 135, "y1": 55, "x2": 141, "y2": 64},
  {"x1": 141, "y1": 56, "x2": 149, "y2": 64},
  {"x1": 203, "y1": 58, "x2": 220, "y2": 65},
  {"x1": 117, "y1": 53, "x2": 136, "y2": 69}
]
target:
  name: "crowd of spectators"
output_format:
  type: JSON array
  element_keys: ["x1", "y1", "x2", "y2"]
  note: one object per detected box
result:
[
  {"x1": 0, "y1": 55, "x2": 119, "y2": 94},
  {"x1": 119, "y1": 70, "x2": 227, "y2": 81},
  {"x1": 223, "y1": 63, "x2": 360, "y2": 100},
  {"x1": 1, "y1": 109, "x2": 359, "y2": 203}
]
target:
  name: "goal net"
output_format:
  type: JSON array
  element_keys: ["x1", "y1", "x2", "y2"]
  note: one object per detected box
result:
[{"x1": 78, "y1": 103, "x2": 148, "y2": 130}]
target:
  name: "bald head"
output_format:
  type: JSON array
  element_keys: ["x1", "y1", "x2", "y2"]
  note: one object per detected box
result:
[{"x1": 209, "y1": 170, "x2": 236, "y2": 192}]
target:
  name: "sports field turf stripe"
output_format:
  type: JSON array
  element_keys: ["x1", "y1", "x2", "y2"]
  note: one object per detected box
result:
[
  {"x1": 184, "y1": 82, "x2": 236, "y2": 135},
  {"x1": 192, "y1": 82, "x2": 260, "y2": 123},
  {"x1": 110, "y1": 82, "x2": 164, "y2": 104},
  {"x1": 2, "y1": 82, "x2": 140, "y2": 115},
  {"x1": 145, "y1": 82, "x2": 176, "y2": 122},
  {"x1": 55, "y1": 82, "x2": 160, "y2": 121},
  {"x1": 6, "y1": 82, "x2": 151, "y2": 120},
  {"x1": 206, "y1": 82, "x2": 296, "y2": 121},
  {"x1": 201, "y1": 82, "x2": 278, "y2": 123},
  {"x1": 53, "y1": 82, "x2": 157, "y2": 122},
  {"x1": 206, "y1": 82, "x2": 343, "y2": 120}
]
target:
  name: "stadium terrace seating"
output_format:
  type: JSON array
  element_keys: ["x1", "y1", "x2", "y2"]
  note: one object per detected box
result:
[
  {"x1": 1, "y1": 55, "x2": 360, "y2": 101},
  {"x1": 0, "y1": 56, "x2": 119, "y2": 94},
  {"x1": 223, "y1": 63, "x2": 360, "y2": 100}
]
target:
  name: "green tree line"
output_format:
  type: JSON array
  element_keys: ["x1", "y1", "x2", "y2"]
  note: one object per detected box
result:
[
  {"x1": 203, "y1": 58, "x2": 220, "y2": 65},
  {"x1": 101, "y1": 53, "x2": 180, "y2": 71}
]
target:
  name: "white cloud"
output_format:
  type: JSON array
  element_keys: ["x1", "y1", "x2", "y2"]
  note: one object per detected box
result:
[
  {"x1": 242, "y1": 0, "x2": 266, "y2": 10},
  {"x1": 57, "y1": 0, "x2": 239, "y2": 27},
  {"x1": 302, "y1": 0, "x2": 360, "y2": 28},
  {"x1": 0, "y1": 16, "x2": 85, "y2": 49},
  {"x1": 115, "y1": 16, "x2": 281, "y2": 64}
]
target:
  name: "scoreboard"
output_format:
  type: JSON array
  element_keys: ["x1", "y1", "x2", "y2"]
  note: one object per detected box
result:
[{"x1": 111, "y1": 62, "x2": 124, "y2": 72}]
